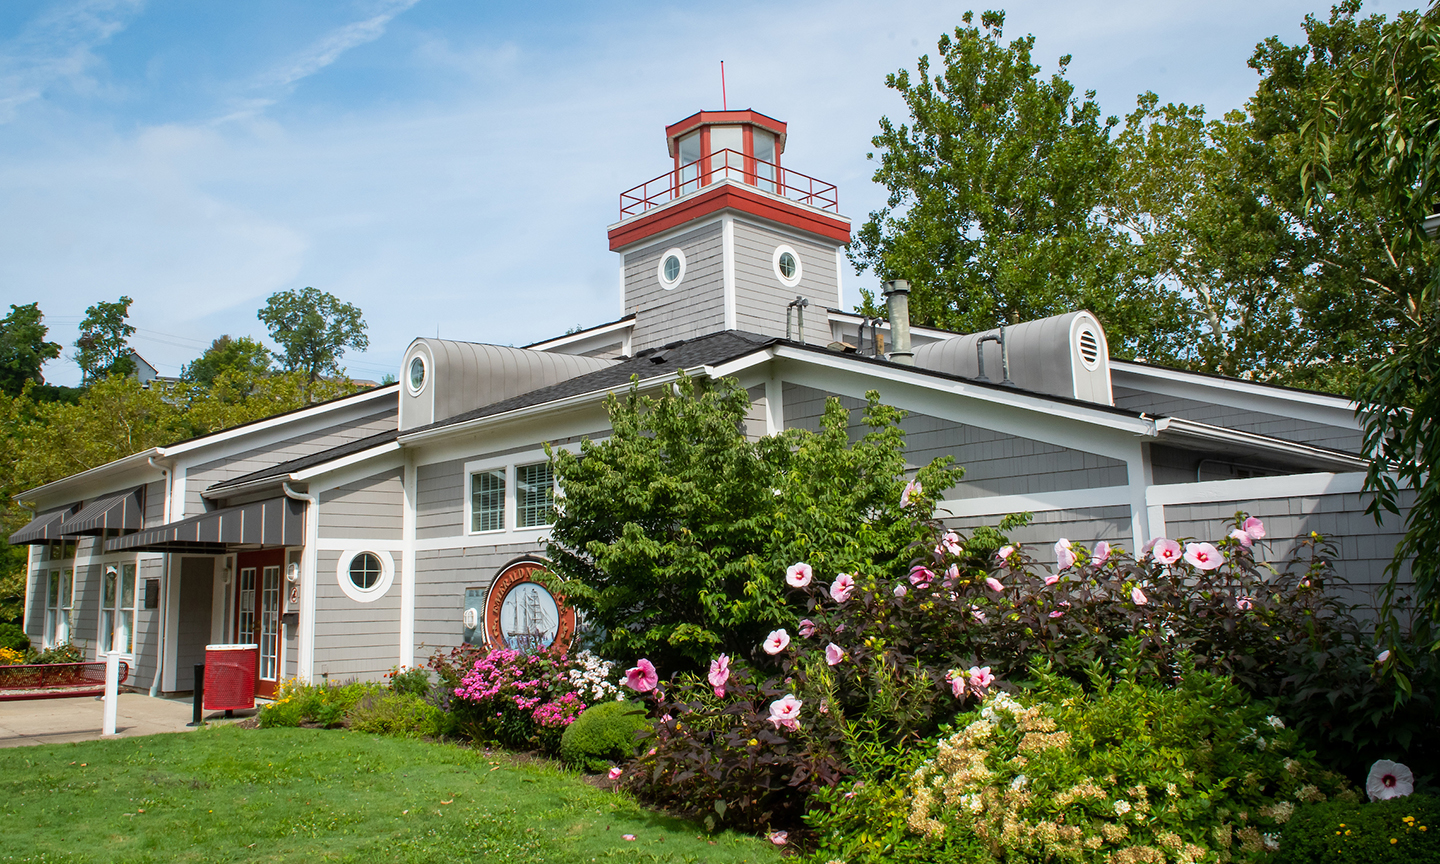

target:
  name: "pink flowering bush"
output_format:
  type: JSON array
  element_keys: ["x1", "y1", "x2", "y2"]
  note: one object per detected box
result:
[{"x1": 450, "y1": 647, "x2": 587, "y2": 753}]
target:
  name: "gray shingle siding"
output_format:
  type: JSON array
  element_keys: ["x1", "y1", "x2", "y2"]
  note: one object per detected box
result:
[
  {"x1": 731, "y1": 221, "x2": 835, "y2": 346},
  {"x1": 781, "y1": 384, "x2": 1128, "y2": 499},
  {"x1": 1161, "y1": 489, "x2": 1413, "y2": 613},
  {"x1": 625, "y1": 223, "x2": 726, "y2": 352},
  {"x1": 946, "y1": 506, "x2": 1134, "y2": 567},
  {"x1": 185, "y1": 407, "x2": 398, "y2": 514},
  {"x1": 312, "y1": 550, "x2": 401, "y2": 682},
  {"x1": 414, "y1": 542, "x2": 545, "y2": 659},
  {"x1": 417, "y1": 458, "x2": 465, "y2": 539},
  {"x1": 1113, "y1": 386, "x2": 1362, "y2": 452},
  {"x1": 318, "y1": 468, "x2": 404, "y2": 541}
]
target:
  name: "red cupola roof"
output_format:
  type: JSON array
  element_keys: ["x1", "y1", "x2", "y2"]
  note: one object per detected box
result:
[{"x1": 608, "y1": 108, "x2": 849, "y2": 252}]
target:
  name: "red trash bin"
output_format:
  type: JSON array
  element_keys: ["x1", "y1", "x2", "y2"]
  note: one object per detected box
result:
[{"x1": 204, "y1": 643, "x2": 258, "y2": 711}]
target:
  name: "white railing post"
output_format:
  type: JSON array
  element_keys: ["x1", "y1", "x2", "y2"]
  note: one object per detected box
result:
[{"x1": 102, "y1": 651, "x2": 120, "y2": 736}]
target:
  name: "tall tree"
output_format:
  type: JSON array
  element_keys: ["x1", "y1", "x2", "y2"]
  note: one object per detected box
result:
[
  {"x1": 0, "y1": 303, "x2": 61, "y2": 397},
  {"x1": 181, "y1": 335, "x2": 273, "y2": 389},
  {"x1": 257, "y1": 287, "x2": 368, "y2": 386},
  {"x1": 74, "y1": 296, "x2": 136, "y2": 384},
  {"x1": 851, "y1": 11, "x2": 1169, "y2": 347},
  {"x1": 1303, "y1": 3, "x2": 1440, "y2": 647}
]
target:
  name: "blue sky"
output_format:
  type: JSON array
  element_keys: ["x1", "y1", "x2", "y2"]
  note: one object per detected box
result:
[{"x1": 0, "y1": 0, "x2": 1417, "y2": 386}]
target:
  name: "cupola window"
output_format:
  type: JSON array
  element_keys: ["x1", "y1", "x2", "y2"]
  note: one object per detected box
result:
[{"x1": 407, "y1": 355, "x2": 427, "y2": 394}]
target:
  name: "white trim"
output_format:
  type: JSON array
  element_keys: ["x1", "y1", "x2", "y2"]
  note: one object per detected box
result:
[
  {"x1": 162, "y1": 385, "x2": 399, "y2": 458},
  {"x1": 834, "y1": 246, "x2": 844, "y2": 309},
  {"x1": 400, "y1": 449, "x2": 417, "y2": 670},
  {"x1": 1154, "y1": 417, "x2": 1367, "y2": 470},
  {"x1": 937, "y1": 485, "x2": 1134, "y2": 518},
  {"x1": 1144, "y1": 471, "x2": 1368, "y2": 508},
  {"x1": 722, "y1": 215, "x2": 737, "y2": 330},
  {"x1": 764, "y1": 375, "x2": 782, "y2": 436},
  {"x1": 335, "y1": 549, "x2": 395, "y2": 602},
  {"x1": 773, "y1": 244, "x2": 803, "y2": 288},
  {"x1": 656, "y1": 247, "x2": 687, "y2": 290},
  {"x1": 461, "y1": 449, "x2": 562, "y2": 539},
  {"x1": 203, "y1": 440, "x2": 403, "y2": 499},
  {"x1": 526, "y1": 317, "x2": 635, "y2": 354}
]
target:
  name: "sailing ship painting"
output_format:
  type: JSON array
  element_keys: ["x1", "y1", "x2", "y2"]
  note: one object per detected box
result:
[{"x1": 498, "y1": 581, "x2": 559, "y2": 650}]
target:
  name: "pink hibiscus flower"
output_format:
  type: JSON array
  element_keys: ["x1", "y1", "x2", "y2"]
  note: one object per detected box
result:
[
  {"x1": 1366, "y1": 760, "x2": 1414, "y2": 801},
  {"x1": 785, "y1": 562, "x2": 813, "y2": 588},
  {"x1": 1044, "y1": 573, "x2": 1061, "y2": 586},
  {"x1": 970, "y1": 606, "x2": 987, "y2": 624},
  {"x1": 624, "y1": 658, "x2": 658, "y2": 692},
  {"x1": 1151, "y1": 538, "x2": 1183, "y2": 566},
  {"x1": 893, "y1": 584, "x2": 907, "y2": 598},
  {"x1": 986, "y1": 577, "x2": 1005, "y2": 592},
  {"x1": 830, "y1": 573, "x2": 856, "y2": 603},
  {"x1": 708, "y1": 654, "x2": 730, "y2": 697},
  {"x1": 798, "y1": 618, "x2": 816, "y2": 638},
  {"x1": 1183, "y1": 542, "x2": 1223, "y2": 571},
  {"x1": 1131, "y1": 586, "x2": 1148, "y2": 605},
  {"x1": 1243, "y1": 516, "x2": 1266, "y2": 540},
  {"x1": 946, "y1": 669, "x2": 966, "y2": 698},
  {"x1": 825, "y1": 642, "x2": 846, "y2": 666},
  {"x1": 1054, "y1": 538, "x2": 1076, "y2": 570},
  {"x1": 768, "y1": 831, "x2": 789, "y2": 846},
  {"x1": 1092, "y1": 541, "x2": 1111, "y2": 565},
  {"x1": 768, "y1": 694, "x2": 803, "y2": 730},
  {"x1": 900, "y1": 479, "x2": 922, "y2": 508},
  {"x1": 996, "y1": 545, "x2": 1015, "y2": 562},
  {"x1": 763, "y1": 629, "x2": 791, "y2": 655},
  {"x1": 608, "y1": 766, "x2": 623, "y2": 780},
  {"x1": 909, "y1": 565, "x2": 934, "y2": 588},
  {"x1": 942, "y1": 563, "x2": 960, "y2": 588},
  {"x1": 938, "y1": 531, "x2": 963, "y2": 556},
  {"x1": 1237, "y1": 596, "x2": 1253, "y2": 611},
  {"x1": 1229, "y1": 528, "x2": 1253, "y2": 548}
]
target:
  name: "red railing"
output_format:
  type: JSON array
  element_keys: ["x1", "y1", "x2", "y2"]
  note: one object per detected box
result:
[
  {"x1": 619, "y1": 149, "x2": 838, "y2": 219},
  {"x1": 0, "y1": 660, "x2": 130, "y2": 700}
]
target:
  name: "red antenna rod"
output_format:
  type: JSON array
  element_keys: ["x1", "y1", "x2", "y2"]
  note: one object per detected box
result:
[{"x1": 721, "y1": 60, "x2": 727, "y2": 110}]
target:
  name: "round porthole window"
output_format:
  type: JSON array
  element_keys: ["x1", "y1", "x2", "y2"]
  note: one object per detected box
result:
[
  {"x1": 656, "y1": 247, "x2": 686, "y2": 289},
  {"x1": 772, "y1": 245, "x2": 803, "y2": 287},
  {"x1": 407, "y1": 355, "x2": 427, "y2": 395},
  {"x1": 337, "y1": 549, "x2": 394, "y2": 602}
]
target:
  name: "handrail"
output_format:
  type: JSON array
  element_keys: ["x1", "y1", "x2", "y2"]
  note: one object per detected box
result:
[{"x1": 619, "y1": 149, "x2": 838, "y2": 219}]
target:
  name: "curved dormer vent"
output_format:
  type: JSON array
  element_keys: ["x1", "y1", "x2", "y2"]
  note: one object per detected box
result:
[{"x1": 911, "y1": 311, "x2": 1113, "y2": 406}]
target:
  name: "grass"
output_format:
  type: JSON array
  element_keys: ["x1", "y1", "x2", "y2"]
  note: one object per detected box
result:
[{"x1": 0, "y1": 725, "x2": 783, "y2": 863}]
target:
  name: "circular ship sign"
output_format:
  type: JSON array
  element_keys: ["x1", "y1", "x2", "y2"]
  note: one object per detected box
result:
[{"x1": 484, "y1": 561, "x2": 576, "y2": 652}]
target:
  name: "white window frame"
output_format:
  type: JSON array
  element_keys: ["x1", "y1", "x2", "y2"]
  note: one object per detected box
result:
[
  {"x1": 656, "y1": 247, "x2": 687, "y2": 290},
  {"x1": 97, "y1": 558, "x2": 140, "y2": 658},
  {"x1": 773, "y1": 244, "x2": 803, "y2": 287},
  {"x1": 44, "y1": 566, "x2": 75, "y2": 649},
  {"x1": 463, "y1": 449, "x2": 567, "y2": 539},
  {"x1": 336, "y1": 549, "x2": 395, "y2": 603}
]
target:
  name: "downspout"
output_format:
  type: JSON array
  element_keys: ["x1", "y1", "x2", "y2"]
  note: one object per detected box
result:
[
  {"x1": 282, "y1": 482, "x2": 319, "y2": 682},
  {"x1": 146, "y1": 456, "x2": 168, "y2": 697}
]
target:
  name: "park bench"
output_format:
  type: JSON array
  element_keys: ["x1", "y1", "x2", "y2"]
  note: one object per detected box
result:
[{"x1": 0, "y1": 661, "x2": 130, "y2": 701}]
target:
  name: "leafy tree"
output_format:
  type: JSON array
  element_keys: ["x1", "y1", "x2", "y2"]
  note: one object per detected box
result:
[
  {"x1": 181, "y1": 335, "x2": 273, "y2": 389},
  {"x1": 257, "y1": 287, "x2": 368, "y2": 386},
  {"x1": 74, "y1": 296, "x2": 136, "y2": 384},
  {"x1": 1302, "y1": 3, "x2": 1440, "y2": 647},
  {"x1": 851, "y1": 11, "x2": 1167, "y2": 347},
  {"x1": 546, "y1": 374, "x2": 961, "y2": 673},
  {"x1": 0, "y1": 303, "x2": 62, "y2": 397}
]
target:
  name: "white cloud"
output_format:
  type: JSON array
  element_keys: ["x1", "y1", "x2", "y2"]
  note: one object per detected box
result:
[{"x1": 0, "y1": 0, "x2": 145, "y2": 122}]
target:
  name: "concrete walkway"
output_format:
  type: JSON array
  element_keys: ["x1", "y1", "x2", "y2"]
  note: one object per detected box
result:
[{"x1": 0, "y1": 692, "x2": 258, "y2": 748}]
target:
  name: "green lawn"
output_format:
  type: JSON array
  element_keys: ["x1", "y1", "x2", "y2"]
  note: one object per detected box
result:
[{"x1": 0, "y1": 725, "x2": 783, "y2": 863}]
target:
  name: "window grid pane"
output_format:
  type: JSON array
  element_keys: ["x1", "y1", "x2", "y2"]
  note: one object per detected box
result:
[
  {"x1": 516, "y1": 462, "x2": 554, "y2": 528},
  {"x1": 472, "y1": 469, "x2": 506, "y2": 532}
]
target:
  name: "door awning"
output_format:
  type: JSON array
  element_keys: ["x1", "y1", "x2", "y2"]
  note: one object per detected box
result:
[
  {"x1": 62, "y1": 487, "x2": 145, "y2": 537},
  {"x1": 105, "y1": 496, "x2": 305, "y2": 554},
  {"x1": 7, "y1": 505, "x2": 80, "y2": 546}
]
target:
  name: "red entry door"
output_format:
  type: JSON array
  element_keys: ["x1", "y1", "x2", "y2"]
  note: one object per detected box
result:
[{"x1": 235, "y1": 550, "x2": 285, "y2": 699}]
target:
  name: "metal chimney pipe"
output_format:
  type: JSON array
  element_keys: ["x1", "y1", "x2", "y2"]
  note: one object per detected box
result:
[{"x1": 882, "y1": 280, "x2": 913, "y2": 365}]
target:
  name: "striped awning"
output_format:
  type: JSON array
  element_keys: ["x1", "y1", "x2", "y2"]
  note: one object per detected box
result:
[
  {"x1": 61, "y1": 487, "x2": 145, "y2": 537},
  {"x1": 105, "y1": 496, "x2": 304, "y2": 554},
  {"x1": 7, "y1": 505, "x2": 80, "y2": 546}
]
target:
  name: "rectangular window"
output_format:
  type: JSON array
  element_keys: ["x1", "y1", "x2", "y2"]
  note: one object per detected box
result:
[
  {"x1": 710, "y1": 125, "x2": 744, "y2": 183},
  {"x1": 471, "y1": 469, "x2": 506, "y2": 532},
  {"x1": 100, "y1": 563, "x2": 137, "y2": 654},
  {"x1": 753, "y1": 129, "x2": 777, "y2": 193},
  {"x1": 677, "y1": 130, "x2": 702, "y2": 195},
  {"x1": 45, "y1": 571, "x2": 59, "y2": 648},
  {"x1": 516, "y1": 462, "x2": 555, "y2": 528}
]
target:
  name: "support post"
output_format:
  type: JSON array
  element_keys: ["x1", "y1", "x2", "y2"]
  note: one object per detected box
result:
[
  {"x1": 102, "y1": 652, "x2": 120, "y2": 736},
  {"x1": 189, "y1": 663, "x2": 206, "y2": 726}
]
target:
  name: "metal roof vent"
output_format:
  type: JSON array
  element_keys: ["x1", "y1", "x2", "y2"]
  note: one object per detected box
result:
[{"x1": 1077, "y1": 328, "x2": 1101, "y2": 370}]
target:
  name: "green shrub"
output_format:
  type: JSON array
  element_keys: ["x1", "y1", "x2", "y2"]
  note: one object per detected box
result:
[
  {"x1": 882, "y1": 657, "x2": 1354, "y2": 864},
  {"x1": 560, "y1": 700, "x2": 649, "y2": 772},
  {"x1": 26, "y1": 643, "x2": 82, "y2": 664},
  {"x1": 258, "y1": 679, "x2": 379, "y2": 728},
  {"x1": 347, "y1": 691, "x2": 444, "y2": 738},
  {"x1": 386, "y1": 666, "x2": 431, "y2": 698},
  {"x1": 0, "y1": 623, "x2": 29, "y2": 653},
  {"x1": 1275, "y1": 793, "x2": 1438, "y2": 863}
]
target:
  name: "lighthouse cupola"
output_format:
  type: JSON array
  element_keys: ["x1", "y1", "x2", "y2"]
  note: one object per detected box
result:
[{"x1": 609, "y1": 108, "x2": 852, "y2": 353}]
